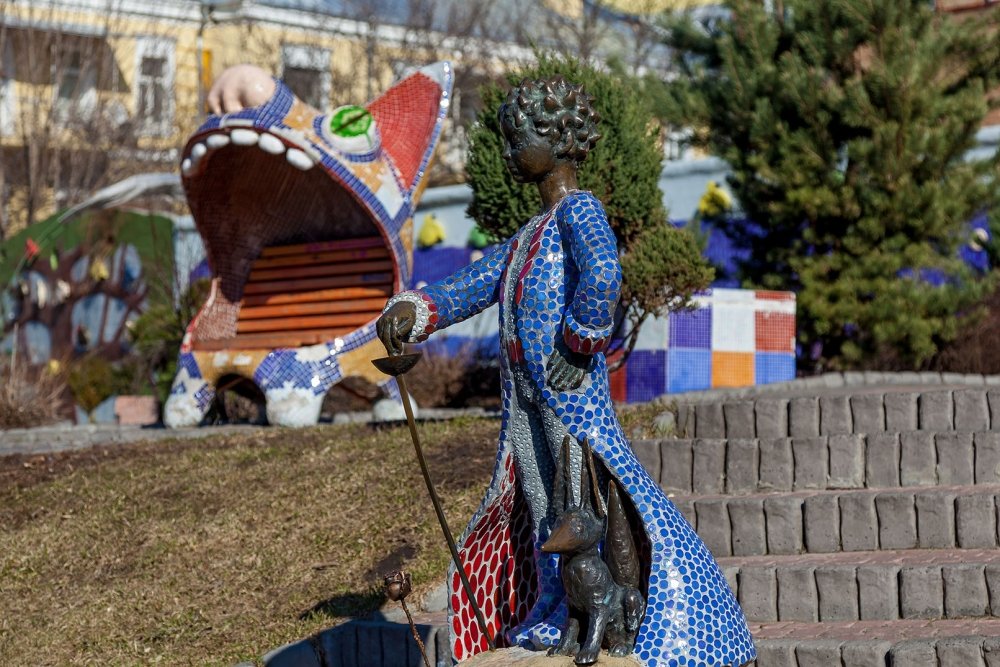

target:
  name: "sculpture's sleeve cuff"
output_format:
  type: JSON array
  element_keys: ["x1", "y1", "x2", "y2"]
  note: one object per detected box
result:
[
  {"x1": 384, "y1": 290, "x2": 438, "y2": 342},
  {"x1": 563, "y1": 311, "x2": 613, "y2": 355}
]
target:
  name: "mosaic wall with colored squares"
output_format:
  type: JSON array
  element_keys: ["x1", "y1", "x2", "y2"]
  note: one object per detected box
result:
[
  {"x1": 412, "y1": 246, "x2": 796, "y2": 401},
  {"x1": 608, "y1": 288, "x2": 796, "y2": 402}
]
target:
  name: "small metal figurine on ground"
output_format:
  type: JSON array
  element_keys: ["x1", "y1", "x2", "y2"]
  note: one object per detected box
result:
[
  {"x1": 384, "y1": 570, "x2": 431, "y2": 667},
  {"x1": 376, "y1": 77, "x2": 755, "y2": 666}
]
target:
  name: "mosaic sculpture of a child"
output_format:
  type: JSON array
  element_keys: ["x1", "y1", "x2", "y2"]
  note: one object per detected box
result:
[{"x1": 377, "y1": 77, "x2": 755, "y2": 666}]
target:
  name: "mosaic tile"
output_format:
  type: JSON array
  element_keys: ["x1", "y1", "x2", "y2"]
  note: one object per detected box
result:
[
  {"x1": 625, "y1": 350, "x2": 667, "y2": 403},
  {"x1": 667, "y1": 348, "x2": 713, "y2": 394},
  {"x1": 669, "y1": 308, "x2": 712, "y2": 350},
  {"x1": 755, "y1": 351, "x2": 796, "y2": 385},
  {"x1": 711, "y1": 350, "x2": 754, "y2": 388},
  {"x1": 710, "y1": 302, "x2": 756, "y2": 353}
]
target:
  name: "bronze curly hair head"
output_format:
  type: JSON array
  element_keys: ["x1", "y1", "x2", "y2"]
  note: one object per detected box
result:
[{"x1": 500, "y1": 76, "x2": 602, "y2": 164}]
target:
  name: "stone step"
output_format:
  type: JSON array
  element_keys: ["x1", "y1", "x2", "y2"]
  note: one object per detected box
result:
[
  {"x1": 261, "y1": 617, "x2": 449, "y2": 667},
  {"x1": 631, "y1": 431, "x2": 1000, "y2": 496},
  {"x1": 670, "y1": 388, "x2": 999, "y2": 439},
  {"x1": 751, "y1": 621, "x2": 1000, "y2": 667},
  {"x1": 717, "y1": 548, "x2": 1000, "y2": 623},
  {"x1": 670, "y1": 484, "x2": 1000, "y2": 557},
  {"x1": 667, "y1": 371, "x2": 999, "y2": 403},
  {"x1": 257, "y1": 619, "x2": 1000, "y2": 667}
]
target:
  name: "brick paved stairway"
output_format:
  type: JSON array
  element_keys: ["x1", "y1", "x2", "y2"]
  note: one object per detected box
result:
[{"x1": 638, "y1": 387, "x2": 1000, "y2": 665}]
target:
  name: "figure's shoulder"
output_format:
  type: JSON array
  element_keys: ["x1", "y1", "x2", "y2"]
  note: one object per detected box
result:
[
  {"x1": 562, "y1": 189, "x2": 600, "y2": 207},
  {"x1": 557, "y1": 190, "x2": 607, "y2": 222}
]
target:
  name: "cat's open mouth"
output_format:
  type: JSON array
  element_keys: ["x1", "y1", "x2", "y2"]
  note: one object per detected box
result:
[
  {"x1": 180, "y1": 117, "x2": 393, "y2": 351},
  {"x1": 176, "y1": 62, "x2": 450, "y2": 354}
]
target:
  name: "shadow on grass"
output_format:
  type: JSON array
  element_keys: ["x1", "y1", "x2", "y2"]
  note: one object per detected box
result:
[{"x1": 299, "y1": 588, "x2": 385, "y2": 621}]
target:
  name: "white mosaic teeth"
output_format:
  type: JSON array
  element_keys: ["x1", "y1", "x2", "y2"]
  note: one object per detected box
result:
[
  {"x1": 257, "y1": 133, "x2": 284, "y2": 155},
  {"x1": 182, "y1": 141, "x2": 208, "y2": 175},
  {"x1": 206, "y1": 134, "x2": 230, "y2": 149},
  {"x1": 230, "y1": 129, "x2": 258, "y2": 146},
  {"x1": 285, "y1": 148, "x2": 313, "y2": 171},
  {"x1": 183, "y1": 127, "x2": 317, "y2": 177}
]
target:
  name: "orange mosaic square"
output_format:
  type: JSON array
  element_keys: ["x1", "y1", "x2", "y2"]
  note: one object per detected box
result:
[{"x1": 712, "y1": 350, "x2": 754, "y2": 387}]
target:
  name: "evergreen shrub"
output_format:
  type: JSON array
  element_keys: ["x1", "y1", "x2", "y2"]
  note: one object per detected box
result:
[
  {"x1": 664, "y1": 0, "x2": 1000, "y2": 369},
  {"x1": 466, "y1": 53, "x2": 714, "y2": 365}
]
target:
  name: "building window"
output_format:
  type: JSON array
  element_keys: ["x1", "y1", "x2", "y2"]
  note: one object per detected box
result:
[
  {"x1": 0, "y1": 38, "x2": 14, "y2": 136},
  {"x1": 283, "y1": 66, "x2": 324, "y2": 109},
  {"x1": 138, "y1": 56, "x2": 167, "y2": 121},
  {"x1": 0, "y1": 80, "x2": 13, "y2": 136},
  {"x1": 134, "y1": 37, "x2": 174, "y2": 136},
  {"x1": 56, "y1": 51, "x2": 82, "y2": 99},
  {"x1": 52, "y1": 48, "x2": 97, "y2": 122},
  {"x1": 281, "y1": 45, "x2": 330, "y2": 110}
]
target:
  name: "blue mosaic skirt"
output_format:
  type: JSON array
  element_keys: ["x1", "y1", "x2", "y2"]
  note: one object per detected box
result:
[{"x1": 447, "y1": 353, "x2": 757, "y2": 666}]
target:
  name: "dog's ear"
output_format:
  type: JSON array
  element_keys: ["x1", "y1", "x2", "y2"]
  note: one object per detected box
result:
[
  {"x1": 579, "y1": 436, "x2": 590, "y2": 512},
  {"x1": 555, "y1": 434, "x2": 571, "y2": 513},
  {"x1": 582, "y1": 436, "x2": 606, "y2": 518}
]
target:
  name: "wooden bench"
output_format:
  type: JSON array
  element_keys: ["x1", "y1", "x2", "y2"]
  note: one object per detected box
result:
[{"x1": 193, "y1": 236, "x2": 393, "y2": 351}]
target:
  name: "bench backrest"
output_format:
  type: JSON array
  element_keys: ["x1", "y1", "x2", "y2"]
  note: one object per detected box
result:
[{"x1": 193, "y1": 236, "x2": 392, "y2": 351}]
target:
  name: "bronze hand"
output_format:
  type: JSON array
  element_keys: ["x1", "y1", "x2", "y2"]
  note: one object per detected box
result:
[
  {"x1": 547, "y1": 347, "x2": 591, "y2": 392},
  {"x1": 376, "y1": 300, "x2": 416, "y2": 357}
]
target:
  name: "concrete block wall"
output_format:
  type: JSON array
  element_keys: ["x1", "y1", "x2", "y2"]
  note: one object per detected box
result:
[
  {"x1": 654, "y1": 384, "x2": 1000, "y2": 665},
  {"x1": 673, "y1": 388, "x2": 1000, "y2": 439}
]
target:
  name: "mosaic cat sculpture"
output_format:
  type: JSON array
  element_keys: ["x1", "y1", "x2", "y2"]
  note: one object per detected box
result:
[{"x1": 164, "y1": 63, "x2": 452, "y2": 428}]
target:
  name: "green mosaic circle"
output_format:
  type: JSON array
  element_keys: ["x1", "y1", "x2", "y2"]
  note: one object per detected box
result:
[{"x1": 329, "y1": 105, "x2": 373, "y2": 138}]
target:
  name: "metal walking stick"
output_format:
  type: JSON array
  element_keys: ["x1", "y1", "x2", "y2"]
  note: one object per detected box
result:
[{"x1": 372, "y1": 350, "x2": 496, "y2": 651}]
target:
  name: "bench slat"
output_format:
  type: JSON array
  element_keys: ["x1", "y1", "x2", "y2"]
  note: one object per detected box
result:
[
  {"x1": 242, "y1": 272, "x2": 393, "y2": 296},
  {"x1": 236, "y1": 312, "x2": 375, "y2": 334},
  {"x1": 249, "y1": 259, "x2": 394, "y2": 282},
  {"x1": 240, "y1": 285, "x2": 392, "y2": 307},
  {"x1": 250, "y1": 246, "x2": 390, "y2": 270},
  {"x1": 239, "y1": 297, "x2": 388, "y2": 320},
  {"x1": 192, "y1": 327, "x2": 356, "y2": 351},
  {"x1": 258, "y1": 236, "x2": 384, "y2": 258}
]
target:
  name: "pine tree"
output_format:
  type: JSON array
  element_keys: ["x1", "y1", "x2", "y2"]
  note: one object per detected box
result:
[
  {"x1": 663, "y1": 0, "x2": 1000, "y2": 369},
  {"x1": 466, "y1": 53, "x2": 714, "y2": 367}
]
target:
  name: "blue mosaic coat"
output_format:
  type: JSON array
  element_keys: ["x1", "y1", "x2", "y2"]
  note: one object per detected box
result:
[{"x1": 388, "y1": 191, "x2": 755, "y2": 666}]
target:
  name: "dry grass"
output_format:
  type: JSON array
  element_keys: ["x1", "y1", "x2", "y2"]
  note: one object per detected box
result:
[
  {"x1": 0, "y1": 418, "x2": 499, "y2": 665},
  {"x1": 0, "y1": 359, "x2": 65, "y2": 429},
  {"x1": 931, "y1": 288, "x2": 1000, "y2": 375},
  {"x1": 616, "y1": 399, "x2": 675, "y2": 439},
  {"x1": 404, "y1": 344, "x2": 488, "y2": 408}
]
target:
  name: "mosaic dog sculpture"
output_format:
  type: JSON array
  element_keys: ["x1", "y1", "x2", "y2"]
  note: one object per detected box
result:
[{"x1": 164, "y1": 63, "x2": 452, "y2": 428}]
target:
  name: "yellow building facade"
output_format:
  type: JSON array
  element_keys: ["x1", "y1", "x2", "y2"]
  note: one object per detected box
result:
[{"x1": 0, "y1": 0, "x2": 531, "y2": 235}]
